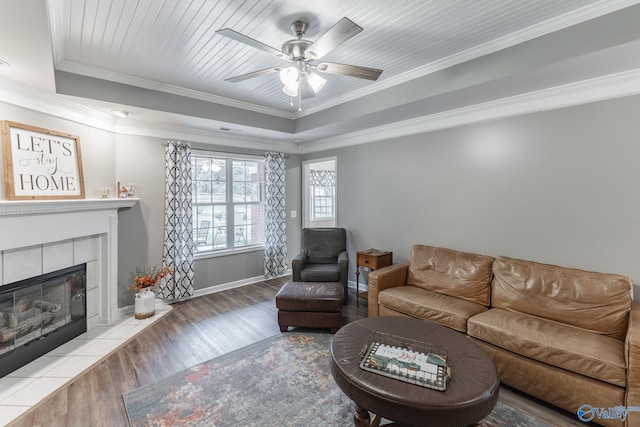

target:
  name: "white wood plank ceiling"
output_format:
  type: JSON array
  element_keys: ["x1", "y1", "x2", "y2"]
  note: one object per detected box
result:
[{"x1": 48, "y1": 0, "x2": 622, "y2": 116}]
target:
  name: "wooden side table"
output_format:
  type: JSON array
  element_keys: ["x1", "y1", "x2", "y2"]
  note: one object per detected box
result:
[{"x1": 355, "y1": 249, "x2": 393, "y2": 307}]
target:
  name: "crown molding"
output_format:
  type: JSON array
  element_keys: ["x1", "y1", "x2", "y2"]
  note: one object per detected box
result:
[
  {"x1": 114, "y1": 120, "x2": 300, "y2": 154},
  {"x1": 46, "y1": 0, "x2": 640, "y2": 121},
  {"x1": 3, "y1": 67, "x2": 640, "y2": 156},
  {"x1": 0, "y1": 77, "x2": 301, "y2": 152},
  {"x1": 0, "y1": 77, "x2": 117, "y2": 130},
  {"x1": 54, "y1": 60, "x2": 297, "y2": 120},
  {"x1": 297, "y1": 0, "x2": 640, "y2": 117},
  {"x1": 301, "y1": 68, "x2": 640, "y2": 154}
]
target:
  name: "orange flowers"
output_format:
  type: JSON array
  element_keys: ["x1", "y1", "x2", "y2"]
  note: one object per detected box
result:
[{"x1": 129, "y1": 265, "x2": 172, "y2": 291}]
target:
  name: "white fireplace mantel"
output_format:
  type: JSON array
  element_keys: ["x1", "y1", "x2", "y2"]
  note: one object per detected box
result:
[
  {"x1": 0, "y1": 198, "x2": 138, "y2": 217},
  {"x1": 0, "y1": 197, "x2": 139, "y2": 327}
]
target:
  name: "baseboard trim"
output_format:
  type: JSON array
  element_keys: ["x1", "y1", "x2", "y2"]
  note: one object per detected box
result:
[
  {"x1": 119, "y1": 272, "x2": 361, "y2": 318},
  {"x1": 192, "y1": 269, "x2": 293, "y2": 299}
]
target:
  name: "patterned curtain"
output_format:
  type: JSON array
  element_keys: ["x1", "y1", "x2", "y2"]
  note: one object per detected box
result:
[
  {"x1": 159, "y1": 141, "x2": 195, "y2": 300},
  {"x1": 264, "y1": 152, "x2": 287, "y2": 278},
  {"x1": 309, "y1": 170, "x2": 336, "y2": 187}
]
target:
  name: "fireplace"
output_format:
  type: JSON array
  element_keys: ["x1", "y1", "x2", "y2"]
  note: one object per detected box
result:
[
  {"x1": 0, "y1": 264, "x2": 87, "y2": 377},
  {"x1": 0, "y1": 198, "x2": 137, "y2": 379}
]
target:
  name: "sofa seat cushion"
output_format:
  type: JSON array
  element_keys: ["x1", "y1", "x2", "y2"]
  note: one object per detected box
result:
[
  {"x1": 468, "y1": 308, "x2": 626, "y2": 387},
  {"x1": 300, "y1": 263, "x2": 340, "y2": 282},
  {"x1": 378, "y1": 286, "x2": 488, "y2": 333}
]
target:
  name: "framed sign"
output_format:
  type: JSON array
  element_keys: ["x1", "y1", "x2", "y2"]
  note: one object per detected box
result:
[{"x1": 2, "y1": 121, "x2": 85, "y2": 200}]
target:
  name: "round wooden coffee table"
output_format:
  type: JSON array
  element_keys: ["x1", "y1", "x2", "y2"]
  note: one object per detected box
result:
[{"x1": 330, "y1": 316, "x2": 499, "y2": 427}]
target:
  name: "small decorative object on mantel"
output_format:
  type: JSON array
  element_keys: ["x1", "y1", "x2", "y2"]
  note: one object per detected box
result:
[
  {"x1": 98, "y1": 186, "x2": 110, "y2": 198},
  {"x1": 118, "y1": 181, "x2": 128, "y2": 198},
  {"x1": 117, "y1": 182, "x2": 135, "y2": 198},
  {"x1": 129, "y1": 265, "x2": 172, "y2": 319},
  {"x1": 124, "y1": 182, "x2": 135, "y2": 198}
]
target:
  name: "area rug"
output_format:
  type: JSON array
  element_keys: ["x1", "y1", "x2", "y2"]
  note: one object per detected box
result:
[{"x1": 123, "y1": 332, "x2": 551, "y2": 427}]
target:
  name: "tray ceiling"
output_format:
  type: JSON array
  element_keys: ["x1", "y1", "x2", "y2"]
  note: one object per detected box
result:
[
  {"x1": 2, "y1": 0, "x2": 640, "y2": 149},
  {"x1": 50, "y1": 0, "x2": 610, "y2": 114}
]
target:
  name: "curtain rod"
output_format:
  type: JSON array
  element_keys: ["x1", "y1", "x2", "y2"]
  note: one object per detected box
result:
[
  {"x1": 212, "y1": 150, "x2": 290, "y2": 158},
  {"x1": 163, "y1": 142, "x2": 289, "y2": 158}
]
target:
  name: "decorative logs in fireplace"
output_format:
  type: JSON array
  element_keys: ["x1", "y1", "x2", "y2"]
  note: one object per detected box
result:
[
  {"x1": 0, "y1": 299, "x2": 60, "y2": 343},
  {"x1": 0, "y1": 264, "x2": 87, "y2": 378}
]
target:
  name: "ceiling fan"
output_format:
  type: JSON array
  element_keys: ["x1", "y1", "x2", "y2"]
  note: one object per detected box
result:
[{"x1": 216, "y1": 17, "x2": 383, "y2": 109}]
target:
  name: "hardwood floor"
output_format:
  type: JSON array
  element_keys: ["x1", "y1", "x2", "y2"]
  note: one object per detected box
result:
[{"x1": 9, "y1": 276, "x2": 586, "y2": 426}]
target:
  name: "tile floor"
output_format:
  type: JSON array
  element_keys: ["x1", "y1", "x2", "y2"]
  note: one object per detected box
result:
[{"x1": 0, "y1": 300, "x2": 172, "y2": 426}]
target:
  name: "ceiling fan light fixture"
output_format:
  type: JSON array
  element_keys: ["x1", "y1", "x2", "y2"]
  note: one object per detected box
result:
[
  {"x1": 282, "y1": 84, "x2": 298, "y2": 97},
  {"x1": 306, "y1": 72, "x2": 326, "y2": 94},
  {"x1": 279, "y1": 66, "x2": 299, "y2": 87},
  {"x1": 110, "y1": 109, "x2": 131, "y2": 118},
  {"x1": 280, "y1": 66, "x2": 300, "y2": 97},
  {"x1": 218, "y1": 17, "x2": 382, "y2": 109}
]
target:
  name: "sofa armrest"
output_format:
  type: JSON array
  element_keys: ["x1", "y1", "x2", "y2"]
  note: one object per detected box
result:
[
  {"x1": 367, "y1": 262, "x2": 409, "y2": 317},
  {"x1": 337, "y1": 250, "x2": 348, "y2": 268},
  {"x1": 291, "y1": 251, "x2": 307, "y2": 282},
  {"x1": 626, "y1": 304, "x2": 640, "y2": 426},
  {"x1": 338, "y1": 250, "x2": 349, "y2": 302}
]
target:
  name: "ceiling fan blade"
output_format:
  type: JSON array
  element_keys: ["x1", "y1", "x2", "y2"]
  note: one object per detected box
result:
[
  {"x1": 307, "y1": 17, "x2": 363, "y2": 60},
  {"x1": 216, "y1": 28, "x2": 284, "y2": 58},
  {"x1": 316, "y1": 62, "x2": 383, "y2": 81},
  {"x1": 224, "y1": 67, "x2": 283, "y2": 83},
  {"x1": 299, "y1": 75, "x2": 317, "y2": 99}
]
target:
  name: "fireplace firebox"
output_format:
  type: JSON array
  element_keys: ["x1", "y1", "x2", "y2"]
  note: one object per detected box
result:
[{"x1": 0, "y1": 264, "x2": 87, "y2": 378}]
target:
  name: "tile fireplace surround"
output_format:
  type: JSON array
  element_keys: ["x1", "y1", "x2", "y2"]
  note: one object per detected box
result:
[{"x1": 0, "y1": 198, "x2": 172, "y2": 424}]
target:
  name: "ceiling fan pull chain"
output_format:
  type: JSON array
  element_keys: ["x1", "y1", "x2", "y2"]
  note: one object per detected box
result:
[{"x1": 296, "y1": 71, "x2": 302, "y2": 111}]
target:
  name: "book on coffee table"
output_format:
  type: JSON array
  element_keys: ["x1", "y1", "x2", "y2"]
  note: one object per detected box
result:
[{"x1": 359, "y1": 331, "x2": 449, "y2": 391}]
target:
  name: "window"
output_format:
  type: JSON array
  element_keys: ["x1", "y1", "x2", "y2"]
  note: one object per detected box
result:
[
  {"x1": 192, "y1": 152, "x2": 265, "y2": 254},
  {"x1": 303, "y1": 158, "x2": 337, "y2": 228},
  {"x1": 309, "y1": 169, "x2": 336, "y2": 221},
  {"x1": 312, "y1": 185, "x2": 334, "y2": 219}
]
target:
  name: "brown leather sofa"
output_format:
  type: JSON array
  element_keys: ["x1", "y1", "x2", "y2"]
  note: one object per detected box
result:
[{"x1": 368, "y1": 244, "x2": 640, "y2": 427}]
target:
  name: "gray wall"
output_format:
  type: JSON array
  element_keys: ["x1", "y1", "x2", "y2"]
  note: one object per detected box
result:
[
  {"x1": 304, "y1": 94, "x2": 640, "y2": 286},
  {"x1": 5, "y1": 91, "x2": 640, "y2": 306},
  {"x1": 115, "y1": 134, "x2": 165, "y2": 306},
  {"x1": 115, "y1": 136, "x2": 303, "y2": 305},
  {"x1": 0, "y1": 102, "x2": 116, "y2": 201},
  {"x1": 0, "y1": 102, "x2": 303, "y2": 308}
]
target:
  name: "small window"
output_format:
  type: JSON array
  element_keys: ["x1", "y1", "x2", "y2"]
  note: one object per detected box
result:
[
  {"x1": 310, "y1": 169, "x2": 336, "y2": 221},
  {"x1": 192, "y1": 152, "x2": 265, "y2": 254}
]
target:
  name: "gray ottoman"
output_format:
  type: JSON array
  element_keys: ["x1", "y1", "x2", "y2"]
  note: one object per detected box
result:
[{"x1": 275, "y1": 281, "x2": 344, "y2": 334}]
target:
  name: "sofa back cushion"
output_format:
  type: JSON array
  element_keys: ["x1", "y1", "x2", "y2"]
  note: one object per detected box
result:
[
  {"x1": 491, "y1": 256, "x2": 632, "y2": 340},
  {"x1": 407, "y1": 245, "x2": 494, "y2": 306}
]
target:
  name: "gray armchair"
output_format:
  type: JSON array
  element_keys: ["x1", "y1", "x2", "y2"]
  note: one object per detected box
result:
[{"x1": 292, "y1": 228, "x2": 349, "y2": 303}]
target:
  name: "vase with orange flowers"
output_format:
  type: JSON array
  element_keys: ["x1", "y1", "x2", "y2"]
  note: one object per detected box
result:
[{"x1": 130, "y1": 265, "x2": 171, "y2": 319}]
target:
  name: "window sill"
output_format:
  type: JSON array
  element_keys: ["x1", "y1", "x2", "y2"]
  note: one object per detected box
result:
[{"x1": 194, "y1": 245, "x2": 265, "y2": 260}]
